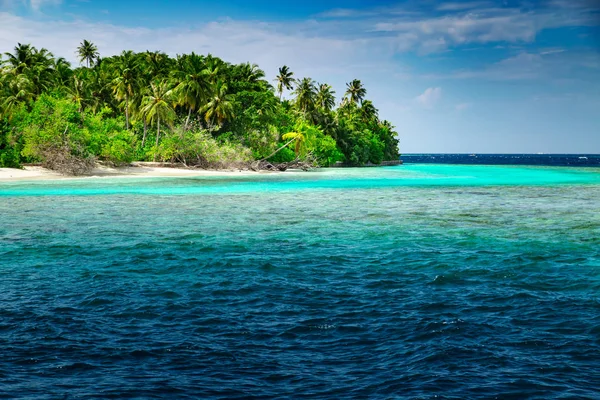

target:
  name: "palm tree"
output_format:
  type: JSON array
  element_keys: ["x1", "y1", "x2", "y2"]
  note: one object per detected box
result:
[
  {"x1": 140, "y1": 80, "x2": 176, "y2": 161},
  {"x1": 53, "y1": 57, "x2": 73, "y2": 89},
  {"x1": 344, "y1": 79, "x2": 367, "y2": 105},
  {"x1": 360, "y1": 100, "x2": 379, "y2": 122},
  {"x1": 172, "y1": 52, "x2": 211, "y2": 130},
  {"x1": 202, "y1": 80, "x2": 234, "y2": 129},
  {"x1": 0, "y1": 73, "x2": 34, "y2": 120},
  {"x1": 145, "y1": 51, "x2": 171, "y2": 80},
  {"x1": 133, "y1": 85, "x2": 151, "y2": 148},
  {"x1": 281, "y1": 121, "x2": 317, "y2": 157},
  {"x1": 3, "y1": 43, "x2": 34, "y2": 73},
  {"x1": 110, "y1": 51, "x2": 139, "y2": 130},
  {"x1": 66, "y1": 74, "x2": 90, "y2": 115},
  {"x1": 239, "y1": 62, "x2": 266, "y2": 84},
  {"x1": 203, "y1": 55, "x2": 223, "y2": 84},
  {"x1": 293, "y1": 77, "x2": 317, "y2": 116},
  {"x1": 274, "y1": 65, "x2": 294, "y2": 101},
  {"x1": 77, "y1": 40, "x2": 99, "y2": 68},
  {"x1": 316, "y1": 83, "x2": 336, "y2": 112},
  {"x1": 4, "y1": 44, "x2": 54, "y2": 96}
]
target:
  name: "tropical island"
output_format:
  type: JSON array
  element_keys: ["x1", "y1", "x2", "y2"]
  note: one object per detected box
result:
[{"x1": 0, "y1": 41, "x2": 400, "y2": 175}]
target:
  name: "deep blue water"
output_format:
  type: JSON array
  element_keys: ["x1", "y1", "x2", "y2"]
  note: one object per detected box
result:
[
  {"x1": 401, "y1": 153, "x2": 600, "y2": 167},
  {"x1": 1, "y1": 165, "x2": 600, "y2": 399}
]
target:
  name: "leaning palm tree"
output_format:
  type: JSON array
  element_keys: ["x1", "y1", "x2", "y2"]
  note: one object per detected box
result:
[
  {"x1": 201, "y1": 80, "x2": 234, "y2": 130},
  {"x1": 344, "y1": 79, "x2": 367, "y2": 105},
  {"x1": 293, "y1": 77, "x2": 317, "y2": 116},
  {"x1": 274, "y1": 65, "x2": 294, "y2": 100},
  {"x1": 77, "y1": 40, "x2": 99, "y2": 68},
  {"x1": 140, "y1": 80, "x2": 176, "y2": 161},
  {"x1": 316, "y1": 83, "x2": 336, "y2": 112}
]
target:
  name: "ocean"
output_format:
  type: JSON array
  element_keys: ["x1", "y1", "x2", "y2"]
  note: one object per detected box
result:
[
  {"x1": 401, "y1": 153, "x2": 600, "y2": 167},
  {"x1": 1, "y1": 160, "x2": 599, "y2": 398}
]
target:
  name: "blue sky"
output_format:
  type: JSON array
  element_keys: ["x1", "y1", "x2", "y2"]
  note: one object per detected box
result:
[{"x1": 1, "y1": 0, "x2": 599, "y2": 153}]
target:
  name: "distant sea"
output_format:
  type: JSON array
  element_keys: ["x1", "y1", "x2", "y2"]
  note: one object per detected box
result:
[
  {"x1": 1, "y1": 164, "x2": 599, "y2": 398},
  {"x1": 402, "y1": 153, "x2": 600, "y2": 167}
]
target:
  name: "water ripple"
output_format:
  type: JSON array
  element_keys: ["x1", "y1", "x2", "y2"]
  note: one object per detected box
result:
[{"x1": 1, "y1": 171, "x2": 599, "y2": 398}]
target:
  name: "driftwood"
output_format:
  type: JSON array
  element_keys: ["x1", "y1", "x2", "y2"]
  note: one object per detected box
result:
[
  {"x1": 41, "y1": 145, "x2": 96, "y2": 175},
  {"x1": 250, "y1": 153, "x2": 317, "y2": 172}
]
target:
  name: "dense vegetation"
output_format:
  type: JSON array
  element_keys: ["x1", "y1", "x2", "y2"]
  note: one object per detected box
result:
[{"x1": 0, "y1": 42, "x2": 399, "y2": 173}]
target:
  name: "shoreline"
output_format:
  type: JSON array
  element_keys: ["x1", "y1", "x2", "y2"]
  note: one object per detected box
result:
[{"x1": 0, "y1": 163, "x2": 276, "y2": 182}]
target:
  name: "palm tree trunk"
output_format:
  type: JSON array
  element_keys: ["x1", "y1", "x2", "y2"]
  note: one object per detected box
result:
[
  {"x1": 153, "y1": 116, "x2": 161, "y2": 162},
  {"x1": 184, "y1": 107, "x2": 193, "y2": 131},
  {"x1": 142, "y1": 119, "x2": 148, "y2": 148},
  {"x1": 125, "y1": 95, "x2": 130, "y2": 130},
  {"x1": 260, "y1": 137, "x2": 297, "y2": 161}
]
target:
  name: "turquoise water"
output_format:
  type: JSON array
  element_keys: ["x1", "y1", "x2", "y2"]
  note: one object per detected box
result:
[
  {"x1": 1, "y1": 165, "x2": 600, "y2": 398},
  {"x1": 2, "y1": 164, "x2": 600, "y2": 196}
]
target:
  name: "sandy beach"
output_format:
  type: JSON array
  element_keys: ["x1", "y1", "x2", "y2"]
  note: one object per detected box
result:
[{"x1": 0, "y1": 163, "x2": 267, "y2": 182}]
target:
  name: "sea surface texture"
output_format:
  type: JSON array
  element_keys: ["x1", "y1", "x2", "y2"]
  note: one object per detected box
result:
[
  {"x1": 1, "y1": 164, "x2": 600, "y2": 399},
  {"x1": 401, "y1": 153, "x2": 600, "y2": 167}
]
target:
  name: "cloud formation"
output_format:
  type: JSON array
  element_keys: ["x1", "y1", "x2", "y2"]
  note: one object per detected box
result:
[
  {"x1": 1, "y1": 0, "x2": 61, "y2": 11},
  {"x1": 416, "y1": 87, "x2": 442, "y2": 108}
]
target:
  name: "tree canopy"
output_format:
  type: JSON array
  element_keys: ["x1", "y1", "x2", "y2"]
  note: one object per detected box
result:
[{"x1": 0, "y1": 41, "x2": 400, "y2": 171}]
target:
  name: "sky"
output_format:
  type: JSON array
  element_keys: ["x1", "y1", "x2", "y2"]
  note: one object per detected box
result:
[{"x1": 0, "y1": 0, "x2": 599, "y2": 153}]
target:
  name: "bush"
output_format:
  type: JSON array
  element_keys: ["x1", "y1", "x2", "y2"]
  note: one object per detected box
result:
[
  {"x1": 0, "y1": 120, "x2": 22, "y2": 168},
  {"x1": 155, "y1": 129, "x2": 253, "y2": 169},
  {"x1": 18, "y1": 95, "x2": 96, "y2": 175}
]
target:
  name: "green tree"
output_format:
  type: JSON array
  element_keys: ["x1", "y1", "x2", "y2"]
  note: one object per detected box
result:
[
  {"x1": 110, "y1": 51, "x2": 139, "y2": 130},
  {"x1": 274, "y1": 65, "x2": 294, "y2": 100},
  {"x1": 360, "y1": 100, "x2": 378, "y2": 123},
  {"x1": 172, "y1": 52, "x2": 210, "y2": 130},
  {"x1": 316, "y1": 83, "x2": 336, "y2": 112},
  {"x1": 77, "y1": 40, "x2": 99, "y2": 68},
  {"x1": 140, "y1": 80, "x2": 176, "y2": 161},
  {"x1": 344, "y1": 79, "x2": 367, "y2": 105},
  {"x1": 202, "y1": 80, "x2": 234, "y2": 130},
  {"x1": 0, "y1": 73, "x2": 33, "y2": 120},
  {"x1": 293, "y1": 77, "x2": 317, "y2": 116}
]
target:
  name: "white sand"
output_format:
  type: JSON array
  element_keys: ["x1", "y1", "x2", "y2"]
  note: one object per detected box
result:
[{"x1": 0, "y1": 164, "x2": 267, "y2": 182}]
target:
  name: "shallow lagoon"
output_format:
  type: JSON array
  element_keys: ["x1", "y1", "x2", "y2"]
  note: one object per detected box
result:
[{"x1": 1, "y1": 165, "x2": 599, "y2": 398}]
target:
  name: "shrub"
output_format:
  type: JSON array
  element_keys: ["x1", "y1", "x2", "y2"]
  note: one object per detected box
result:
[
  {"x1": 156, "y1": 129, "x2": 253, "y2": 169},
  {"x1": 19, "y1": 95, "x2": 96, "y2": 175}
]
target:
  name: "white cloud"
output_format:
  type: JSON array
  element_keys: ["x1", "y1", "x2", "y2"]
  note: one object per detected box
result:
[
  {"x1": 436, "y1": 2, "x2": 493, "y2": 11},
  {"x1": 0, "y1": 11, "x2": 406, "y2": 104},
  {"x1": 368, "y1": 2, "x2": 598, "y2": 53},
  {"x1": 29, "y1": 0, "x2": 61, "y2": 10},
  {"x1": 455, "y1": 102, "x2": 471, "y2": 111},
  {"x1": 415, "y1": 87, "x2": 442, "y2": 108},
  {"x1": 446, "y1": 50, "x2": 600, "y2": 81},
  {"x1": 0, "y1": 12, "x2": 384, "y2": 72},
  {"x1": 1, "y1": 0, "x2": 62, "y2": 11}
]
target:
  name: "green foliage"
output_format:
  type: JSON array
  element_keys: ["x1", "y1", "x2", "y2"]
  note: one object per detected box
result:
[
  {"x1": 281, "y1": 120, "x2": 344, "y2": 166},
  {"x1": 313, "y1": 133, "x2": 344, "y2": 166},
  {"x1": 0, "y1": 119, "x2": 21, "y2": 168},
  {"x1": 13, "y1": 95, "x2": 94, "y2": 174},
  {"x1": 19, "y1": 95, "x2": 89, "y2": 160},
  {"x1": 85, "y1": 112, "x2": 136, "y2": 165},
  {"x1": 156, "y1": 129, "x2": 252, "y2": 167},
  {"x1": 0, "y1": 42, "x2": 400, "y2": 173}
]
